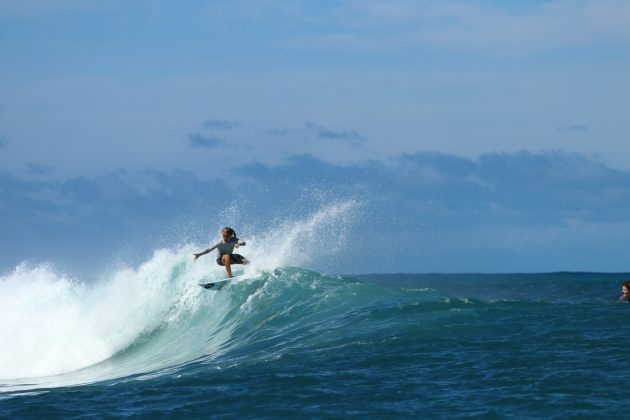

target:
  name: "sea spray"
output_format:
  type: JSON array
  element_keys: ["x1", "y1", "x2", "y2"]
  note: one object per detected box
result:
[{"x1": 243, "y1": 199, "x2": 360, "y2": 272}]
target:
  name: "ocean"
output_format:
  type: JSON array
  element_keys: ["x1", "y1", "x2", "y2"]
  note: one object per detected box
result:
[{"x1": 1, "y1": 252, "x2": 629, "y2": 418}]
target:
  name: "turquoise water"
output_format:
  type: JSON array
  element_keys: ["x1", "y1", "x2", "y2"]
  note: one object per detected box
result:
[{"x1": 2, "y1": 263, "x2": 629, "y2": 418}]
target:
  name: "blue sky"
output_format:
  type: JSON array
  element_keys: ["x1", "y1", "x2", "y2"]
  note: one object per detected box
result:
[{"x1": 1, "y1": 1, "x2": 629, "y2": 273}]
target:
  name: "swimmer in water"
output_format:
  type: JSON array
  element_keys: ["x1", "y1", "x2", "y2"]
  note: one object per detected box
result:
[
  {"x1": 619, "y1": 281, "x2": 630, "y2": 302},
  {"x1": 194, "y1": 227, "x2": 248, "y2": 278}
]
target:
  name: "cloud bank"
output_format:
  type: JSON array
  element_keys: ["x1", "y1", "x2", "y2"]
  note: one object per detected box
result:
[{"x1": 2, "y1": 151, "x2": 629, "y2": 273}]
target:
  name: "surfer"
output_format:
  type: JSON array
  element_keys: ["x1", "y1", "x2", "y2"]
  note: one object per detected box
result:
[
  {"x1": 193, "y1": 227, "x2": 248, "y2": 278},
  {"x1": 619, "y1": 281, "x2": 630, "y2": 302}
]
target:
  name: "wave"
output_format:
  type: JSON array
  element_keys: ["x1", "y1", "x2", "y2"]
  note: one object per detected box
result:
[
  {"x1": 0, "y1": 262, "x2": 445, "y2": 390},
  {"x1": 2, "y1": 256, "x2": 579, "y2": 393},
  {"x1": 0, "y1": 201, "x2": 365, "y2": 390}
]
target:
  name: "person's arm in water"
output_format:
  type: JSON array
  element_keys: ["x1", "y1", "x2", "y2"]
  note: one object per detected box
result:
[{"x1": 193, "y1": 243, "x2": 219, "y2": 260}]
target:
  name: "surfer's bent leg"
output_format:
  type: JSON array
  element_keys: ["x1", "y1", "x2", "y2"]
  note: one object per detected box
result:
[
  {"x1": 216, "y1": 254, "x2": 248, "y2": 278},
  {"x1": 221, "y1": 254, "x2": 233, "y2": 277}
]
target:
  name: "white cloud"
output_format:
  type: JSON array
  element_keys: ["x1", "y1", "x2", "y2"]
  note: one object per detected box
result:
[{"x1": 282, "y1": 0, "x2": 630, "y2": 55}]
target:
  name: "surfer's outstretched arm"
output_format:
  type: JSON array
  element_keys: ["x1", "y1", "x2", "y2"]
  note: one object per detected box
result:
[
  {"x1": 193, "y1": 250, "x2": 208, "y2": 260},
  {"x1": 193, "y1": 244, "x2": 218, "y2": 260}
]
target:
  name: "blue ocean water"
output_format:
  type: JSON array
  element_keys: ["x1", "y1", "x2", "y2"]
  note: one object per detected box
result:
[{"x1": 1, "y1": 258, "x2": 629, "y2": 418}]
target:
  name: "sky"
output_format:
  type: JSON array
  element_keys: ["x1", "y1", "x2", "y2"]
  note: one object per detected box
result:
[{"x1": 1, "y1": 0, "x2": 630, "y2": 274}]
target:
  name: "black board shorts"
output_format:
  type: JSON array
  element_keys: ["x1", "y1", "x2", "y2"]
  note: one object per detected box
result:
[{"x1": 216, "y1": 253, "x2": 248, "y2": 266}]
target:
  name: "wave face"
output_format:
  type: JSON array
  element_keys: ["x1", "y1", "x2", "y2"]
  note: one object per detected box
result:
[{"x1": 0, "y1": 260, "x2": 433, "y2": 390}]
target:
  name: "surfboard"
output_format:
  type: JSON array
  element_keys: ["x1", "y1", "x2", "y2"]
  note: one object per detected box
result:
[{"x1": 199, "y1": 274, "x2": 244, "y2": 290}]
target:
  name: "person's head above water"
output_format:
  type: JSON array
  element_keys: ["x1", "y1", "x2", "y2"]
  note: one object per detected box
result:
[
  {"x1": 622, "y1": 281, "x2": 630, "y2": 295},
  {"x1": 222, "y1": 227, "x2": 236, "y2": 241}
]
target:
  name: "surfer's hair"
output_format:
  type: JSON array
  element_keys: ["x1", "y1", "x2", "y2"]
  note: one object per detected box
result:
[
  {"x1": 222, "y1": 227, "x2": 236, "y2": 238},
  {"x1": 623, "y1": 280, "x2": 630, "y2": 290}
]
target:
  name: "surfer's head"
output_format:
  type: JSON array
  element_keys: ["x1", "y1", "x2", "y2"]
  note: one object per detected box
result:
[
  {"x1": 222, "y1": 227, "x2": 236, "y2": 240},
  {"x1": 623, "y1": 281, "x2": 630, "y2": 295}
]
